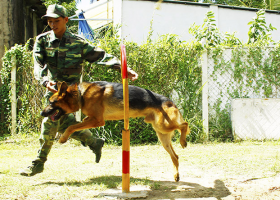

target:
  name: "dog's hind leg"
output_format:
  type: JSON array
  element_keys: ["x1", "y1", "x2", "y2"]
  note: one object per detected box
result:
[
  {"x1": 156, "y1": 131, "x2": 180, "y2": 182},
  {"x1": 179, "y1": 122, "x2": 190, "y2": 148}
]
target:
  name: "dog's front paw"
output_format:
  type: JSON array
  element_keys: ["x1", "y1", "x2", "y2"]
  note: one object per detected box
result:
[{"x1": 58, "y1": 136, "x2": 68, "y2": 144}]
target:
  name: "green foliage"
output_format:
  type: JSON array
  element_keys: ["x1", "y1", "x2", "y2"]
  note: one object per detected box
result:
[
  {"x1": 266, "y1": 0, "x2": 280, "y2": 10},
  {"x1": 62, "y1": 1, "x2": 78, "y2": 33},
  {"x1": 1, "y1": 43, "x2": 32, "y2": 135},
  {"x1": 190, "y1": 9, "x2": 277, "y2": 47},
  {"x1": 236, "y1": 0, "x2": 266, "y2": 8},
  {"x1": 91, "y1": 119, "x2": 158, "y2": 145},
  {"x1": 189, "y1": 11, "x2": 223, "y2": 47},
  {"x1": 185, "y1": 0, "x2": 280, "y2": 10},
  {"x1": 208, "y1": 100, "x2": 233, "y2": 141},
  {"x1": 0, "y1": 83, "x2": 10, "y2": 136},
  {"x1": 1, "y1": 39, "x2": 43, "y2": 136},
  {"x1": 247, "y1": 9, "x2": 277, "y2": 44},
  {"x1": 189, "y1": 11, "x2": 242, "y2": 47},
  {"x1": 223, "y1": 32, "x2": 242, "y2": 47},
  {"x1": 195, "y1": 0, "x2": 280, "y2": 10}
]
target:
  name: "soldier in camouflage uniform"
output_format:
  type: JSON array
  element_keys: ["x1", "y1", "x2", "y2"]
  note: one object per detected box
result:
[{"x1": 20, "y1": 4, "x2": 138, "y2": 176}]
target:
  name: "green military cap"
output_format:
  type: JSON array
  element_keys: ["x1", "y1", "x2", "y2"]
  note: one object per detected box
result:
[{"x1": 42, "y1": 4, "x2": 68, "y2": 19}]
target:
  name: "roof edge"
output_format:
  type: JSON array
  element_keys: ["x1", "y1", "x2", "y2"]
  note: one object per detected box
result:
[{"x1": 126, "y1": 0, "x2": 280, "y2": 14}]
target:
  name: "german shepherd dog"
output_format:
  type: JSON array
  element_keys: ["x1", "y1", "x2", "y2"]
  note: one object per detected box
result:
[{"x1": 41, "y1": 81, "x2": 190, "y2": 182}]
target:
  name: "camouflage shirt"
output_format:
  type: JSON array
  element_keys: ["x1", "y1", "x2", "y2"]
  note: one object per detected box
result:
[{"x1": 33, "y1": 29, "x2": 121, "y2": 86}]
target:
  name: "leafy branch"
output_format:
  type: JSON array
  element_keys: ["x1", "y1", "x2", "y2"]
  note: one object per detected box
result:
[{"x1": 247, "y1": 9, "x2": 277, "y2": 44}]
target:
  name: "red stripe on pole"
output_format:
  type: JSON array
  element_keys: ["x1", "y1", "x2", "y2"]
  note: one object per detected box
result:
[
  {"x1": 122, "y1": 150, "x2": 130, "y2": 174},
  {"x1": 121, "y1": 44, "x2": 127, "y2": 79}
]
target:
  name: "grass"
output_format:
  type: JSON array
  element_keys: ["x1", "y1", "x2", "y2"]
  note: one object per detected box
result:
[{"x1": 0, "y1": 135, "x2": 280, "y2": 199}]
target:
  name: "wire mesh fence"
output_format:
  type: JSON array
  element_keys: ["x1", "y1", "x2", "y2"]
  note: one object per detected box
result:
[{"x1": 206, "y1": 46, "x2": 280, "y2": 140}]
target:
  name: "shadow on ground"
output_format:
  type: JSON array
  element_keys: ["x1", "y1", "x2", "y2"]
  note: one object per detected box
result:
[{"x1": 39, "y1": 175, "x2": 231, "y2": 199}]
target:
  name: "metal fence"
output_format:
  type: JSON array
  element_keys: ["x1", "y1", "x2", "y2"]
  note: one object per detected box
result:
[{"x1": 204, "y1": 46, "x2": 280, "y2": 140}]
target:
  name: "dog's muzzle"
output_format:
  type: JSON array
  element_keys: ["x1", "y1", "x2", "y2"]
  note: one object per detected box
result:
[{"x1": 41, "y1": 107, "x2": 65, "y2": 121}]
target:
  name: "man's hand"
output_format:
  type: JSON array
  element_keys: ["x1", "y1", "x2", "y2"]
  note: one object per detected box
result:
[
  {"x1": 127, "y1": 69, "x2": 138, "y2": 81},
  {"x1": 46, "y1": 81, "x2": 58, "y2": 93}
]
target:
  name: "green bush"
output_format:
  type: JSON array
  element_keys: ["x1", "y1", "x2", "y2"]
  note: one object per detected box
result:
[{"x1": 1, "y1": 40, "x2": 44, "y2": 137}]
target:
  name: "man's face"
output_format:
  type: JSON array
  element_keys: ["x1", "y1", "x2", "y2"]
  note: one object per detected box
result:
[{"x1": 47, "y1": 17, "x2": 68, "y2": 37}]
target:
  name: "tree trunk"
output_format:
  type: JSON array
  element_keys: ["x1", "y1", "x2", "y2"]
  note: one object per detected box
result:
[
  {"x1": 0, "y1": 0, "x2": 24, "y2": 127},
  {"x1": 0, "y1": 0, "x2": 24, "y2": 58}
]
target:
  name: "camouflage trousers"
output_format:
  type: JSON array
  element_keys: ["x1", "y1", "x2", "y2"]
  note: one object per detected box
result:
[{"x1": 34, "y1": 113, "x2": 97, "y2": 163}]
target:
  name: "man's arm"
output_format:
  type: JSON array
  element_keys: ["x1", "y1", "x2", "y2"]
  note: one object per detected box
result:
[
  {"x1": 33, "y1": 36, "x2": 49, "y2": 87},
  {"x1": 83, "y1": 45, "x2": 138, "y2": 81},
  {"x1": 33, "y1": 36, "x2": 58, "y2": 93}
]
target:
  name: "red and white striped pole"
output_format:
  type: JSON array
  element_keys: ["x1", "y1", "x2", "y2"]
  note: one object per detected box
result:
[{"x1": 121, "y1": 44, "x2": 130, "y2": 193}]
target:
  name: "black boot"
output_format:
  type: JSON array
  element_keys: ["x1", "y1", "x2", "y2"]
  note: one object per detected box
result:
[
  {"x1": 88, "y1": 138, "x2": 105, "y2": 163},
  {"x1": 20, "y1": 160, "x2": 44, "y2": 176}
]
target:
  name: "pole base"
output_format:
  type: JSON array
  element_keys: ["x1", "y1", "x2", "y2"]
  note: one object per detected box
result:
[{"x1": 99, "y1": 186, "x2": 149, "y2": 199}]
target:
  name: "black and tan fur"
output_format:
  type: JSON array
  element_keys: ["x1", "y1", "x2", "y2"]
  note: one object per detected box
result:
[{"x1": 41, "y1": 81, "x2": 190, "y2": 182}]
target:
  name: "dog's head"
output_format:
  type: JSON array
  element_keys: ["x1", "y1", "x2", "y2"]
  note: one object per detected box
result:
[{"x1": 41, "y1": 81, "x2": 72, "y2": 121}]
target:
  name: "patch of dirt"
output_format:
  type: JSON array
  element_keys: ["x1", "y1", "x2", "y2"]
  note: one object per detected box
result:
[{"x1": 130, "y1": 172, "x2": 280, "y2": 200}]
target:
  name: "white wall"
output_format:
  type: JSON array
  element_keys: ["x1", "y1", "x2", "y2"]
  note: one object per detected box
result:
[
  {"x1": 217, "y1": 7, "x2": 255, "y2": 42},
  {"x1": 115, "y1": 0, "x2": 280, "y2": 44},
  {"x1": 232, "y1": 99, "x2": 280, "y2": 140}
]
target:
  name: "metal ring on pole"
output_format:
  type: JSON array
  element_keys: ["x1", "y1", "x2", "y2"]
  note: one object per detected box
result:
[{"x1": 121, "y1": 44, "x2": 128, "y2": 79}]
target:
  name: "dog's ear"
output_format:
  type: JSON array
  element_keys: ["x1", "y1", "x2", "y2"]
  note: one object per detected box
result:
[
  {"x1": 57, "y1": 81, "x2": 62, "y2": 90},
  {"x1": 58, "y1": 81, "x2": 68, "y2": 96},
  {"x1": 74, "y1": 83, "x2": 78, "y2": 89}
]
